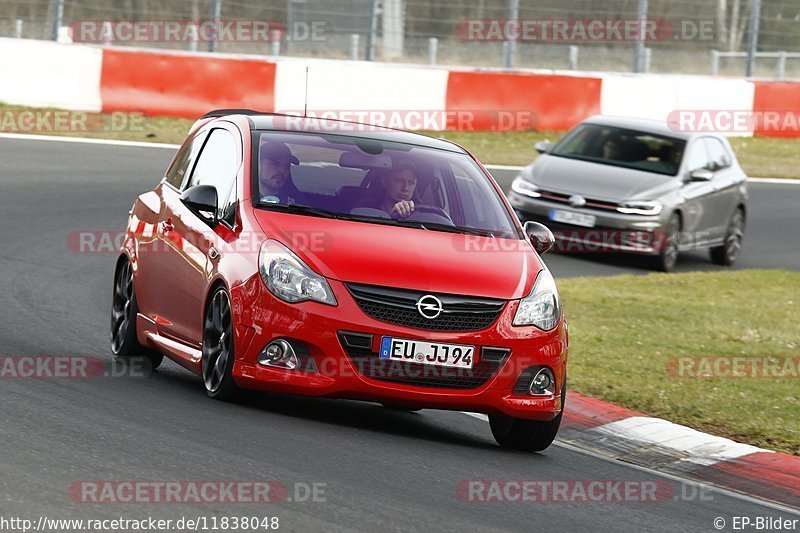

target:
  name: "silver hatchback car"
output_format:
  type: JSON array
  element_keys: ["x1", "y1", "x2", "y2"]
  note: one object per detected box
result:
[{"x1": 509, "y1": 116, "x2": 748, "y2": 272}]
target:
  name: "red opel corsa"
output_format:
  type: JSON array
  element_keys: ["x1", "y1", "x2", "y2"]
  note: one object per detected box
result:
[{"x1": 111, "y1": 110, "x2": 568, "y2": 451}]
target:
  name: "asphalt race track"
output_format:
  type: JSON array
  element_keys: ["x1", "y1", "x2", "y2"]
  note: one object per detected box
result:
[{"x1": 1, "y1": 137, "x2": 798, "y2": 531}]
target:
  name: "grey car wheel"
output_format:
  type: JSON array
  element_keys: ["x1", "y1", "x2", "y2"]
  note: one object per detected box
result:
[{"x1": 652, "y1": 213, "x2": 681, "y2": 273}]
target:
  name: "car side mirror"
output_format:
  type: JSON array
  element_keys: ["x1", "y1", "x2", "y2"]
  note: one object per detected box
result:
[
  {"x1": 524, "y1": 221, "x2": 555, "y2": 254},
  {"x1": 689, "y1": 168, "x2": 714, "y2": 182},
  {"x1": 534, "y1": 140, "x2": 551, "y2": 155},
  {"x1": 180, "y1": 184, "x2": 219, "y2": 225}
]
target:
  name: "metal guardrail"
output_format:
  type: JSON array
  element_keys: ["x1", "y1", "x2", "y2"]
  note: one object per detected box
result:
[{"x1": 711, "y1": 50, "x2": 800, "y2": 80}]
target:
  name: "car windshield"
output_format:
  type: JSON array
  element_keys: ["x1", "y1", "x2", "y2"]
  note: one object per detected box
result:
[
  {"x1": 549, "y1": 124, "x2": 687, "y2": 176},
  {"x1": 251, "y1": 130, "x2": 520, "y2": 239}
]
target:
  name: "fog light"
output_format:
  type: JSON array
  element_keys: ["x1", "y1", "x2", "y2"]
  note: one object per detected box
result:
[
  {"x1": 258, "y1": 339, "x2": 297, "y2": 370},
  {"x1": 529, "y1": 368, "x2": 556, "y2": 396},
  {"x1": 264, "y1": 343, "x2": 283, "y2": 361}
]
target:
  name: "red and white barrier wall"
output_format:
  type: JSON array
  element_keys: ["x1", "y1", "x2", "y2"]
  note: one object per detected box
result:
[
  {"x1": 0, "y1": 38, "x2": 102, "y2": 111},
  {"x1": 100, "y1": 48, "x2": 276, "y2": 116},
  {"x1": 1, "y1": 37, "x2": 799, "y2": 137}
]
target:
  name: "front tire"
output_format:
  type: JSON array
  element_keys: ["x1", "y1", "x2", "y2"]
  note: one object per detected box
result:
[
  {"x1": 651, "y1": 213, "x2": 681, "y2": 272},
  {"x1": 710, "y1": 208, "x2": 745, "y2": 266},
  {"x1": 489, "y1": 379, "x2": 566, "y2": 452},
  {"x1": 202, "y1": 286, "x2": 240, "y2": 401},
  {"x1": 110, "y1": 258, "x2": 163, "y2": 369}
]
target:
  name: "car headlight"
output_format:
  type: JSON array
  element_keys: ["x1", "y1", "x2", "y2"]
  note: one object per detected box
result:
[
  {"x1": 617, "y1": 200, "x2": 663, "y2": 216},
  {"x1": 511, "y1": 176, "x2": 541, "y2": 198},
  {"x1": 258, "y1": 240, "x2": 337, "y2": 306},
  {"x1": 513, "y1": 269, "x2": 561, "y2": 330}
]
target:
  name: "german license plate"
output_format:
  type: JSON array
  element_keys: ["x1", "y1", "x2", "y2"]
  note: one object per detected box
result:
[
  {"x1": 379, "y1": 337, "x2": 475, "y2": 369},
  {"x1": 550, "y1": 208, "x2": 596, "y2": 228}
]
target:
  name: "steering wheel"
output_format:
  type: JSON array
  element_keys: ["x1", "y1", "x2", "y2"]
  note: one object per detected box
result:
[
  {"x1": 399, "y1": 204, "x2": 454, "y2": 225},
  {"x1": 413, "y1": 205, "x2": 450, "y2": 219}
]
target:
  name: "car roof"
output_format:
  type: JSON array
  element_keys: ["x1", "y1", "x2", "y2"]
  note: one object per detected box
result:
[
  {"x1": 582, "y1": 115, "x2": 702, "y2": 141},
  {"x1": 203, "y1": 110, "x2": 467, "y2": 153}
]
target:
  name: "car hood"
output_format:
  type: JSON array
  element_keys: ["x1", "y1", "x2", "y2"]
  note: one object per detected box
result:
[
  {"x1": 531, "y1": 154, "x2": 678, "y2": 201},
  {"x1": 253, "y1": 210, "x2": 540, "y2": 300}
]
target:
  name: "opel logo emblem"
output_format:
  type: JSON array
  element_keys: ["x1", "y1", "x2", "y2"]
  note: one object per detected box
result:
[
  {"x1": 416, "y1": 294, "x2": 443, "y2": 319},
  {"x1": 569, "y1": 195, "x2": 586, "y2": 208}
]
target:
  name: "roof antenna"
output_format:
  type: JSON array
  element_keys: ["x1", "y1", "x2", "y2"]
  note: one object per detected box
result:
[{"x1": 303, "y1": 66, "x2": 309, "y2": 118}]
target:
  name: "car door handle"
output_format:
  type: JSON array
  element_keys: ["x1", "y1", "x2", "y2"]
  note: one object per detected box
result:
[{"x1": 161, "y1": 219, "x2": 174, "y2": 234}]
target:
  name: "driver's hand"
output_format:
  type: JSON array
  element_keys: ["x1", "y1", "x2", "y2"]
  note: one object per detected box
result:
[{"x1": 390, "y1": 200, "x2": 415, "y2": 218}]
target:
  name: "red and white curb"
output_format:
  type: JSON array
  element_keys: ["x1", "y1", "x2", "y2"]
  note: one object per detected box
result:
[
  {"x1": 465, "y1": 392, "x2": 799, "y2": 508},
  {"x1": 557, "y1": 392, "x2": 800, "y2": 509}
]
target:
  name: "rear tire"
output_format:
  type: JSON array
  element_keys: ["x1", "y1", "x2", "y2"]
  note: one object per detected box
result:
[
  {"x1": 651, "y1": 213, "x2": 681, "y2": 273},
  {"x1": 489, "y1": 378, "x2": 566, "y2": 452},
  {"x1": 110, "y1": 258, "x2": 163, "y2": 369},
  {"x1": 710, "y1": 208, "x2": 745, "y2": 266}
]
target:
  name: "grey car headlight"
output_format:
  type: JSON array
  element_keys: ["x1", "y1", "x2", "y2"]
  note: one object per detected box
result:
[
  {"x1": 617, "y1": 200, "x2": 663, "y2": 216},
  {"x1": 511, "y1": 176, "x2": 542, "y2": 198},
  {"x1": 259, "y1": 240, "x2": 337, "y2": 306},
  {"x1": 513, "y1": 269, "x2": 561, "y2": 330}
]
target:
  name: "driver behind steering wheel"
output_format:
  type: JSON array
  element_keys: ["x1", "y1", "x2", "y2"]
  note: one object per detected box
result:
[{"x1": 380, "y1": 157, "x2": 418, "y2": 219}]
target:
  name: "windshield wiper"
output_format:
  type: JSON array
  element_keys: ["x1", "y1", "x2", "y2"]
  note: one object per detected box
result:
[
  {"x1": 254, "y1": 203, "x2": 343, "y2": 220},
  {"x1": 392, "y1": 219, "x2": 495, "y2": 238}
]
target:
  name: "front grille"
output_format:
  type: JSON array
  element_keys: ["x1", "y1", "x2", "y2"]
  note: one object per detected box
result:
[
  {"x1": 536, "y1": 189, "x2": 619, "y2": 212},
  {"x1": 525, "y1": 214, "x2": 617, "y2": 233},
  {"x1": 338, "y1": 334, "x2": 509, "y2": 390},
  {"x1": 346, "y1": 283, "x2": 505, "y2": 332},
  {"x1": 524, "y1": 214, "x2": 657, "y2": 252}
]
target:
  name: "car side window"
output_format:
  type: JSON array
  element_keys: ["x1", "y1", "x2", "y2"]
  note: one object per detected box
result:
[
  {"x1": 704, "y1": 138, "x2": 731, "y2": 170},
  {"x1": 165, "y1": 132, "x2": 206, "y2": 189},
  {"x1": 187, "y1": 128, "x2": 239, "y2": 226},
  {"x1": 684, "y1": 141, "x2": 710, "y2": 172}
]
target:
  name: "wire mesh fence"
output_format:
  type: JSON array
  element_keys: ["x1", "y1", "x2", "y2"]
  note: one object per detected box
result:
[{"x1": 1, "y1": 0, "x2": 800, "y2": 78}]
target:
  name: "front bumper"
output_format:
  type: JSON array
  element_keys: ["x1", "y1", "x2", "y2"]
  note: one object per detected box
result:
[
  {"x1": 229, "y1": 275, "x2": 568, "y2": 420},
  {"x1": 510, "y1": 192, "x2": 668, "y2": 255}
]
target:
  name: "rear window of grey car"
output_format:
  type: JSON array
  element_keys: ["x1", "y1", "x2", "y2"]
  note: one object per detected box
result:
[{"x1": 550, "y1": 124, "x2": 687, "y2": 176}]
